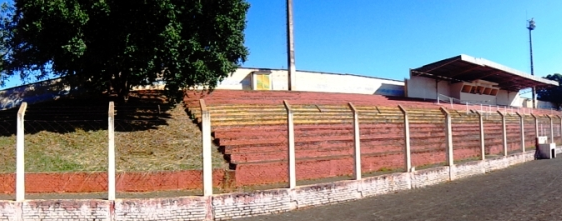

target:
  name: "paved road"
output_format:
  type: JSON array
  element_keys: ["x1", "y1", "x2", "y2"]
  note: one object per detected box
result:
[{"x1": 238, "y1": 158, "x2": 562, "y2": 221}]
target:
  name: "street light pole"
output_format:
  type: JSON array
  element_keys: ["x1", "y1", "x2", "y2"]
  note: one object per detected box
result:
[
  {"x1": 287, "y1": 0, "x2": 295, "y2": 91},
  {"x1": 527, "y1": 18, "x2": 536, "y2": 108}
]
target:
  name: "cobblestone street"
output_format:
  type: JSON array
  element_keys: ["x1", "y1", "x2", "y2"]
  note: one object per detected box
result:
[{"x1": 238, "y1": 158, "x2": 562, "y2": 221}]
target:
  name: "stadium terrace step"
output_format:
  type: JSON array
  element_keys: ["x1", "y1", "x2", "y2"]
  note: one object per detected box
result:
[
  {"x1": 183, "y1": 89, "x2": 558, "y2": 187},
  {"x1": 213, "y1": 123, "x2": 403, "y2": 137},
  {"x1": 452, "y1": 126, "x2": 482, "y2": 132},
  {"x1": 232, "y1": 152, "x2": 405, "y2": 186},
  {"x1": 228, "y1": 146, "x2": 409, "y2": 164},
  {"x1": 452, "y1": 140, "x2": 484, "y2": 147},
  {"x1": 223, "y1": 138, "x2": 404, "y2": 154},
  {"x1": 219, "y1": 133, "x2": 413, "y2": 146},
  {"x1": 406, "y1": 109, "x2": 445, "y2": 114},
  {"x1": 215, "y1": 127, "x2": 402, "y2": 140},
  {"x1": 186, "y1": 90, "x2": 442, "y2": 106},
  {"x1": 408, "y1": 119, "x2": 446, "y2": 124},
  {"x1": 218, "y1": 126, "x2": 454, "y2": 145},
  {"x1": 211, "y1": 119, "x2": 288, "y2": 126},
  {"x1": 209, "y1": 108, "x2": 286, "y2": 115},
  {"x1": 451, "y1": 120, "x2": 481, "y2": 124},
  {"x1": 450, "y1": 134, "x2": 480, "y2": 141},
  {"x1": 229, "y1": 148, "x2": 357, "y2": 164}
]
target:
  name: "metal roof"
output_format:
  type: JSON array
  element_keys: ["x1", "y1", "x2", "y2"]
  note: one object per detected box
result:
[{"x1": 411, "y1": 54, "x2": 558, "y2": 91}]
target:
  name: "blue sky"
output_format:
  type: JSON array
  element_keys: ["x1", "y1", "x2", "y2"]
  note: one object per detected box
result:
[
  {"x1": 2, "y1": 0, "x2": 562, "y2": 90},
  {"x1": 243, "y1": 0, "x2": 562, "y2": 82}
]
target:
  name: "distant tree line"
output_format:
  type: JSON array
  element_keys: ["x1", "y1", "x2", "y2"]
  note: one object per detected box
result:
[{"x1": 537, "y1": 73, "x2": 562, "y2": 109}]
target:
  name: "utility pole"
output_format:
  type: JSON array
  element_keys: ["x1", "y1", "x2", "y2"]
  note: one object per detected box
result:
[
  {"x1": 287, "y1": 0, "x2": 296, "y2": 91},
  {"x1": 527, "y1": 18, "x2": 536, "y2": 108}
]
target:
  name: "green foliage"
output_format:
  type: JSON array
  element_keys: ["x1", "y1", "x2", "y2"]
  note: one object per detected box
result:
[
  {"x1": 537, "y1": 73, "x2": 562, "y2": 108},
  {"x1": 0, "y1": 2, "x2": 14, "y2": 82},
  {"x1": 0, "y1": 0, "x2": 250, "y2": 101}
]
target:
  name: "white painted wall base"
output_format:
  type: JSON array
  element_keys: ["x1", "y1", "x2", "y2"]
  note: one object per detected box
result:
[{"x1": 1, "y1": 148, "x2": 556, "y2": 221}]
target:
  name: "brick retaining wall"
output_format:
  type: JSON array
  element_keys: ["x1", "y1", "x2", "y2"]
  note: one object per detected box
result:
[
  {"x1": 0, "y1": 170, "x2": 227, "y2": 194},
  {"x1": 0, "y1": 149, "x2": 556, "y2": 220},
  {"x1": 22, "y1": 200, "x2": 110, "y2": 221},
  {"x1": 114, "y1": 197, "x2": 210, "y2": 221}
]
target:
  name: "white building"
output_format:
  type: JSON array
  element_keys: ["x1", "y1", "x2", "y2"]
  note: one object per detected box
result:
[
  {"x1": 405, "y1": 54, "x2": 558, "y2": 107},
  {"x1": 215, "y1": 68, "x2": 404, "y2": 96},
  {"x1": 3, "y1": 55, "x2": 559, "y2": 110}
]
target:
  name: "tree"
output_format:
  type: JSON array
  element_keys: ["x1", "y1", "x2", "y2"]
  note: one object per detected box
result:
[
  {"x1": 537, "y1": 73, "x2": 562, "y2": 108},
  {"x1": 0, "y1": 3, "x2": 14, "y2": 83},
  {"x1": 0, "y1": 0, "x2": 249, "y2": 101}
]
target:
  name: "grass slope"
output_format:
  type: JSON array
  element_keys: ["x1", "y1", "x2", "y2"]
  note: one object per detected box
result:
[{"x1": 0, "y1": 91, "x2": 226, "y2": 173}]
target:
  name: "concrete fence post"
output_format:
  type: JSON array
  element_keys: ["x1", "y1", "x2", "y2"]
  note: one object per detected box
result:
[
  {"x1": 531, "y1": 114, "x2": 538, "y2": 139},
  {"x1": 497, "y1": 111, "x2": 507, "y2": 156},
  {"x1": 283, "y1": 100, "x2": 296, "y2": 189},
  {"x1": 398, "y1": 105, "x2": 411, "y2": 172},
  {"x1": 200, "y1": 99, "x2": 213, "y2": 196},
  {"x1": 348, "y1": 102, "x2": 361, "y2": 180},
  {"x1": 558, "y1": 115, "x2": 562, "y2": 142},
  {"x1": 440, "y1": 107, "x2": 454, "y2": 166},
  {"x1": 547, "y1": 115, "x2": 554, "y2": 143},
  {"x1": 516, "y1": 112, "x2": 525, "y2": 153},
  {"x1": 16, "y1": 102, "x2": 27, "y2": 202},
  {"x1": 108, "y1": 102, "x2": 116, "y2": 201},
  {"x1": 475, "y1": 111, "x2": 485, "y2": 160}
]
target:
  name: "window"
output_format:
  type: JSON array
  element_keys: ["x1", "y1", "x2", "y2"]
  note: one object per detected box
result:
[
  {"x1": 252, "y1": 72, "x2": 272, "y2": 90},
  {"x1": 461, "y1": 85, "x2": 472, "y2": 93}
]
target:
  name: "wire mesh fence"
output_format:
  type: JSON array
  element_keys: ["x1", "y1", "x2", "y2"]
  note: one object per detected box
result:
[
  {"x1": 214, "y1": 119, "x2": 290, "y2": 193},
  {"x1": 524, "y1": 115, "x2": 537, "y2": 149},
  {"x1": 0, "y1": 109, "x2": 17, "y2": 200},
  {"x1": 483, "y1": 112, "x2": 503, "y2": 158},
  {"x1": 537, "y1": 116, "x2": 551, "y2": 138},
  {"x1": 23, "y1": 105, "x2": 107, "y2": 173},
  {"x1": 22, "y1": 105, "x2": 108, "y2": 195},
  {"x1": 0, "y1": 99, "x2": 220, "y2": 198},
  {"x1": 552, "y1": 117, "x2": 562, "y2": 146},
  {"x1": 113, "y1": 103, "x2": 222, "y2": 196},
  {"x1": 0, "y1": 118, "x2": 16, "y2": 171},
  {"x1": 1, "y1": 95, "x2": 560, "y2": 198},
  {"x1": 505, "y1": 113, "x2": 522, "y2": 155},
  {"x1": 293, "y1": 104, "x2": 355, "y2": 185},
  {"x1": 409, "y1": 108, "x2": 447, "y2": 169},
  {"x1": 357, "y1": 105, "x2": 406, "y2": 177},
  {"x1": 451, "y1": 111, "x2": 481, "y2": 163}
]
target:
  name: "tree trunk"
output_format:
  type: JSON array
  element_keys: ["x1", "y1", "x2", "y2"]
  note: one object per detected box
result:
[
  {"x1": 118, "y1": 79, "x2": 129, "y2": 103},
  {"x1": 115, "y1": 71, "x2": 130, "y2": 103}
]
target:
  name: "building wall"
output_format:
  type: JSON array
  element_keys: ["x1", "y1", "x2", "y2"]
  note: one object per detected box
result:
[
  {"x1": 293, "y1": 71, "x2": 403, "y2": 96},
  {"x1": 406, "y1": 75, "x2": 438, "y2": 99},
  {"x1": 0, "y1": 79, "x2": 71, "y2": 110},
  {"x1": 448, "y1": 82, "x2": 463, "y2": 99},
  {"x1": 496, "y1": 90, "x2": 522, "y2": 107},
  {"x1": 521, "y1": 98, "x2": 558, "y2": 109},
  {"x1": 459, "y1": 93, "x2": 497, "y2": 105},
  {"x1": 217, "y1": 68, "x2": 404, "y2": 96},
  {"x1": 437, "y1": 80, "x2": 450, "y2": 97},
  {"x1": 407, "y1": 75, "x2": 529, "y2": 107},
  {"x1": 0, "y1": 68, "x2": 404, "y2": 110},
  {"x1": 216, "y1": 68, "x2": 288, "y2": 91}
]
